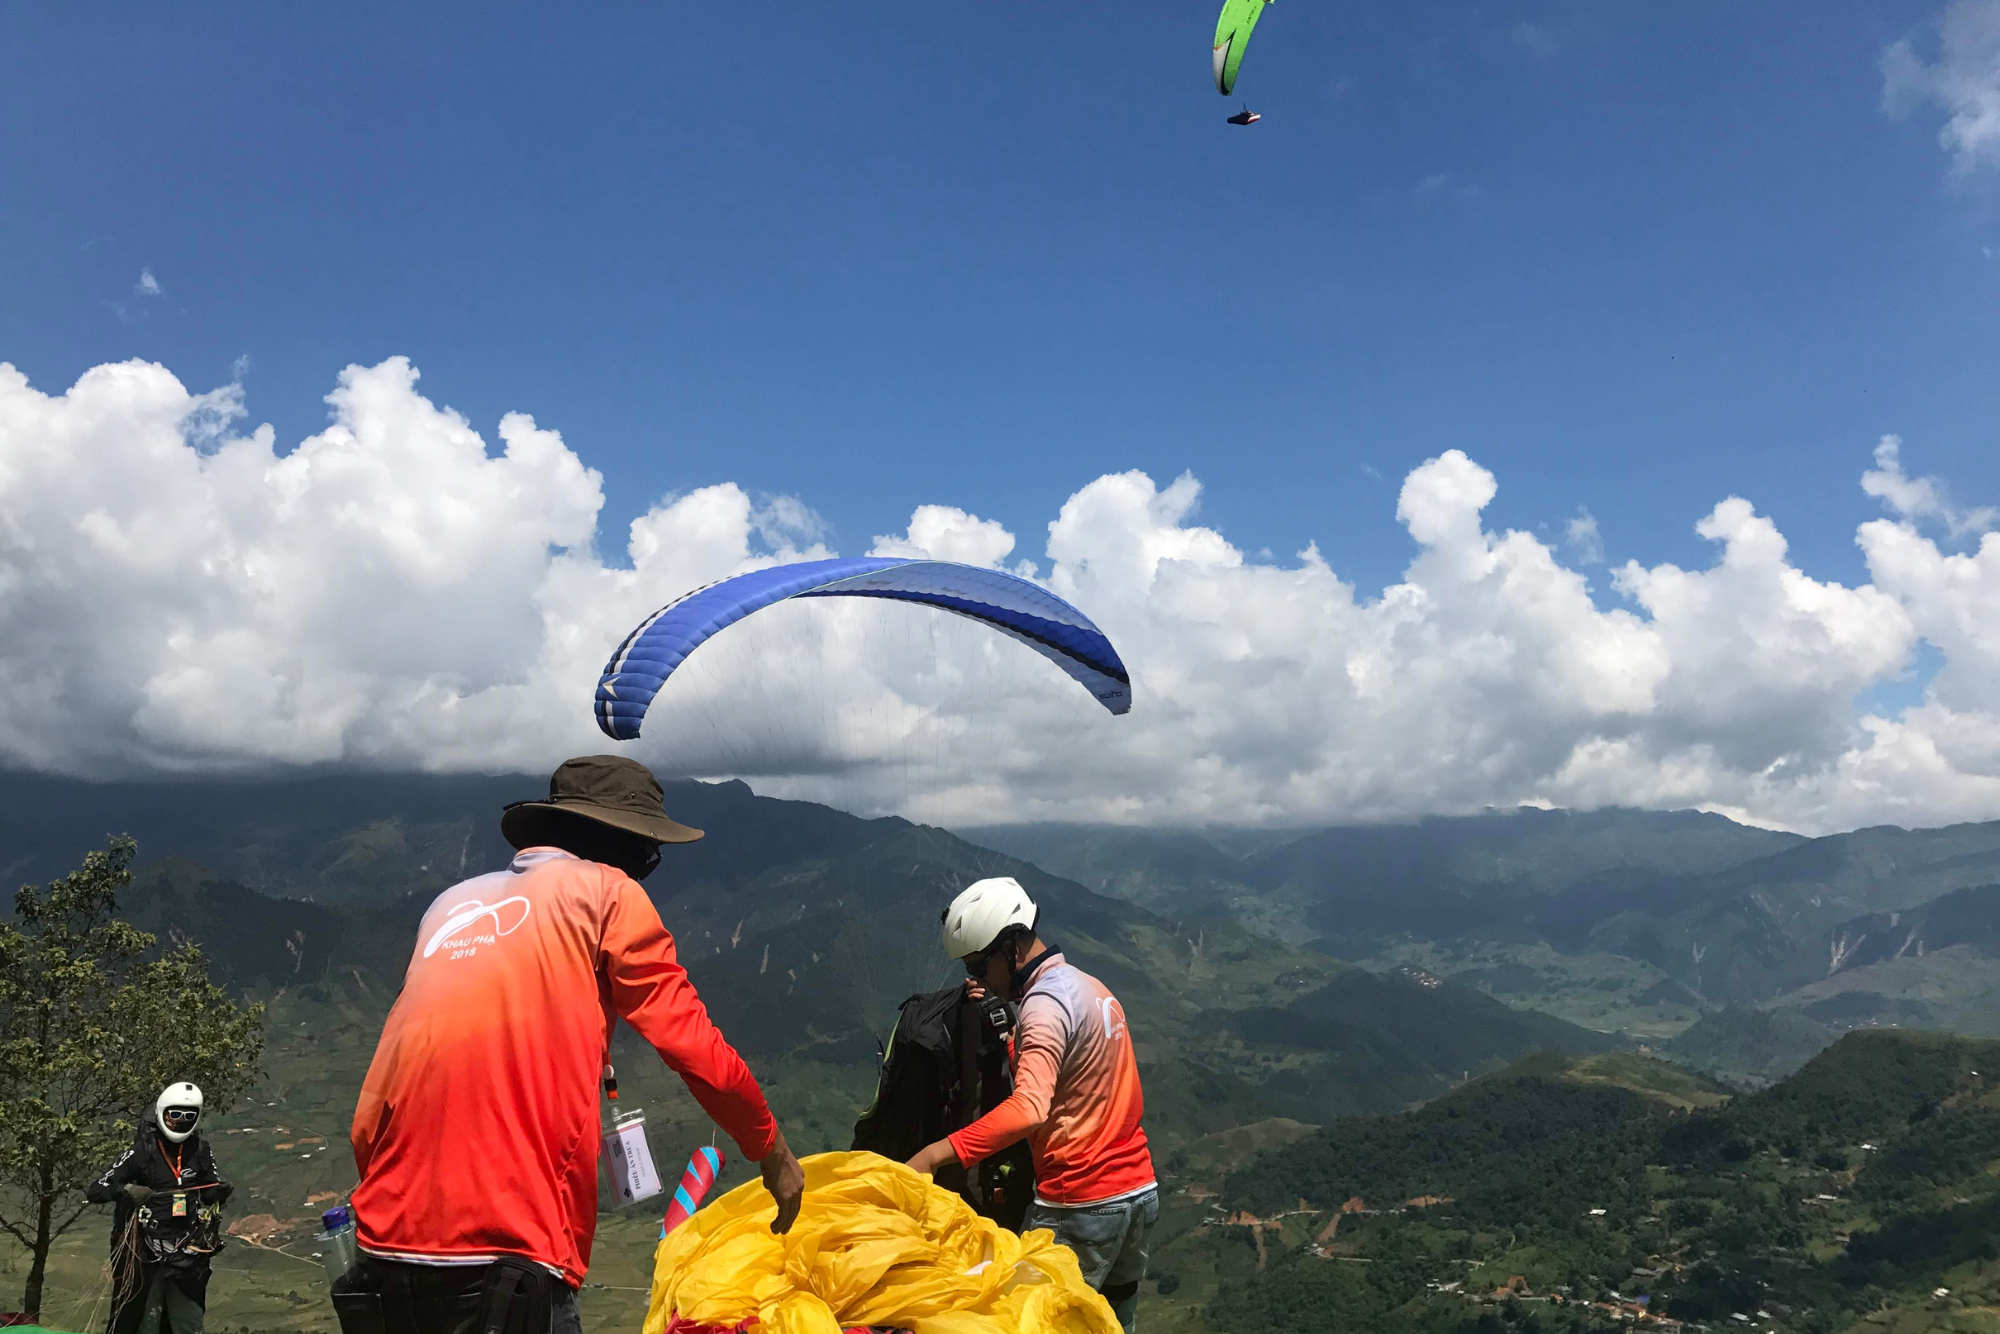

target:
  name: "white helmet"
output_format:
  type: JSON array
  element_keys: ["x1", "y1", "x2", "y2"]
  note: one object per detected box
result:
[
  {"x1": 941, "y1": 878, "x2": 1038, "y2": 960},
  {"x1": 155, "y1": 1082, "x2": 203, "y2": 1144}
]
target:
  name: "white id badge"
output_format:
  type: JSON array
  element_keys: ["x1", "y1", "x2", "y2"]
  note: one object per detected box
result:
[{"x1": 601, "y1": 1110, "x2": 663, "y2": 1208}]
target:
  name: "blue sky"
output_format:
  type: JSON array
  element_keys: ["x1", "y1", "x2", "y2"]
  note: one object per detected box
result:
[
  {"x1": 6, "y1": 0, "x2": 1994, "y2": 601},
  {"x1": 5, "y1": 1, "x2": 2000, "y2": 830}
]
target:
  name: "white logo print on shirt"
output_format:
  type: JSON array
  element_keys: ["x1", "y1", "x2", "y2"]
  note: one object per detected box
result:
[
  {"x1": 423, "y1": 897, "x2": 532, "y2": 960},
  {"x1": 1098, "y1": 996, "x2": 1128, "y2": 1042}
]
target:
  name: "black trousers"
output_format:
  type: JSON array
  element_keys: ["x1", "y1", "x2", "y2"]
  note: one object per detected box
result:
[
  {"x1": 107, "y1": 1262, "x2": 208, "y2": 1334},
  {"x1": 333, "y1": 1258, "x2": 579, "y2": 1334}
]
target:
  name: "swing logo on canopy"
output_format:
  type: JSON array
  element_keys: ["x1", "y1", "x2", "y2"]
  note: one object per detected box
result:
[{"x1": 423, "y1": 896, "x2": 532, "y2": 960}]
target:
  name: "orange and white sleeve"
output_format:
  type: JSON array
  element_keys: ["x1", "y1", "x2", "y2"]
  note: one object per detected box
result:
[
  {"x1": 600, "y1": 876, "x2": 780, "y2": 1161},
  {"x1": 947, "y1": 994, "x2": 1069, "y2": 1165}
]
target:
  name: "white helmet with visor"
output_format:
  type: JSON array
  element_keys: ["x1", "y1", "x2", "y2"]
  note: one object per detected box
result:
[{"x1": 155, "y1": 1082, "x2": 203, "y2": 1144}]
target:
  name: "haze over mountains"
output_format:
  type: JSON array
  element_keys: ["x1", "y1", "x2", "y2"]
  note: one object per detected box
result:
[
  {"x1": 12, "y1": 770, "x2": 2000, "y2": 1091},
  {"x1": 974, "y1": 808, "x2": 2000, "y2": 1060}
]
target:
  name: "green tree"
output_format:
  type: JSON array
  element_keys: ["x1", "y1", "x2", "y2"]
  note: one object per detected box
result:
[{"x1": 0, "y1": 837, "x2": 265, "y2": 1318}]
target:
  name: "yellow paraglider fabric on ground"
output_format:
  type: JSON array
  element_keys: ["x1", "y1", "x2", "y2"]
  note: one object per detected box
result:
[{"x1": 643, "y1": 1152, "x2": 1121, "y2": 1334}]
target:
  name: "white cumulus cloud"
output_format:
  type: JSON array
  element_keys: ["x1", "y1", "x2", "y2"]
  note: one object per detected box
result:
[
  {"x1": 1862, "y1": 434, "x2": 1998, "y2": 537},
  {"x1": 1565, "y1": 508, "x2": 1604, "y2": 565},
  {"x1": 2, "y1": 356, "x2": 1998, "y2": 835},
  {"x1": 135, "y1": 268, "x2": 162, "y2": 297},
  {"x1": 870, "y1": 505, "x2": 1023, "y2": 571},
  {"x1": 1883, "y1": 0, "x2": 2000, "y2": 175}
]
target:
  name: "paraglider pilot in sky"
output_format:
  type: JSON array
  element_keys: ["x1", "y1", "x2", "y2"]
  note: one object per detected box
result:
[
  {"x1": 343, "y1": 754, "x2": 805, "y2": 1334},
  {"x1": 907, "y1": 879, "x2": 1160, "y2": 1334},
  {"x1": 86, "y1": 1081, "x2": 231, "y2": 1334}
]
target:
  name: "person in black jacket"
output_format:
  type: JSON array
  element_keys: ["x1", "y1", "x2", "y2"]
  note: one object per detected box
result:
[{"x1": 85, "y1": 1082, "x2": 230, "y2": 1334}]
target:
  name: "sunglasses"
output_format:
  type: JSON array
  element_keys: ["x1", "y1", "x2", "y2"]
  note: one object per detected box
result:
[
  {"x1": 963, "y1": 946, "x2": 1006, "y2": 978},
  {"x1": 162, "y1": 1109, "x2": 199, "y2": 1129}
]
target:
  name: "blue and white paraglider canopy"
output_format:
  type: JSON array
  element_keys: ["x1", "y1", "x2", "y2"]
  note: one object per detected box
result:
[{"x1": 594, "y1": 557, "x2": 1132, "y2": 741}]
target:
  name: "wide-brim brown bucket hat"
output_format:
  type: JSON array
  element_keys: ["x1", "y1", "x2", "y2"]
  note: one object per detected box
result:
[{"x1": 500, "y1": 755, "x2": 704, "y2": 849}]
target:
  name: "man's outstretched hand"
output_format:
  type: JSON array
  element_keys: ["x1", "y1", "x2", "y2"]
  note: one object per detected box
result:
[{"x1": 759, "y1": 1132, "x2": 805, "y2": 1235}]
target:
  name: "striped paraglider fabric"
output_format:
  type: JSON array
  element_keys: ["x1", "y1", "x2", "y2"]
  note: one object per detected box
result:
[{"x1": 661, "y1": 1146, "x2": 724, "y2": 1239}]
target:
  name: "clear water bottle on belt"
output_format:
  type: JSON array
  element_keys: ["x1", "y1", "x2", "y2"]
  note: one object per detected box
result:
[{"x1": 319, "y1": 1204, "x2": 360, "y2": 1288}]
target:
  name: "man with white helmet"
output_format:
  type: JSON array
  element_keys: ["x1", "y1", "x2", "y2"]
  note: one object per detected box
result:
[
  {"x1": 907, "y1": 878, "x2": 1158, "y2": 1333},
  {"x1": 86, "y1": 1081, "x2": 231, "y2": 1334}
]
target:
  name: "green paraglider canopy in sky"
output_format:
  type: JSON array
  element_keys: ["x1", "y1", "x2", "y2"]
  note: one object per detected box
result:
[{"x1": 1213, "y1": 0, "x2": 1271, "y2": 96}]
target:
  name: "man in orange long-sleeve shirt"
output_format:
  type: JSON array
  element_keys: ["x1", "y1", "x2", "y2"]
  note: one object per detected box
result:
[
  {"x1": 908, "y1": 878, "x2": 1158, "y2": 1333},
  {"x1": 347, "y1": 756, "x2": 803, "y2": 1334}
]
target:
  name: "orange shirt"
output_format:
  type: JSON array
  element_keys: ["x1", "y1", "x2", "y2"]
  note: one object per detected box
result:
[
  {"x1": 349, "y1": 849, "x2": 777, "y2": 1285},
  {"x1": 947, "y1": 953, "x2": 1155, "y2": 1206}
]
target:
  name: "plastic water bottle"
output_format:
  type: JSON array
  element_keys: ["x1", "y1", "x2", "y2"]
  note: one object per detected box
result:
[{"x1": 319, "y1": 1205, "x2": 359, "y2": 1287}]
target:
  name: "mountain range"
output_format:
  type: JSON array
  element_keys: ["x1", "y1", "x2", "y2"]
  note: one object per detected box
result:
[
  {"x1": 976, "y1": 807, "x2": 2000, "y2": 1074},
  {"x1": 15, "y1": 771, "x2": 2000, "y2": 1086},
  {"x1": 74, "y1": 776, "x2": 1631, "y2": 1125},
  {"x1": 16, "y1": 773, "x2": 2000, "y2": 1330}
]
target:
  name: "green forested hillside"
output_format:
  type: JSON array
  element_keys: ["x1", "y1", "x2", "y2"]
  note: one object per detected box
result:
[
  {"x1": 1781, "y1": 944, "x2": 2000, "y2": 1048},
  {"x1": 1225, "y1": 1056, "x2": 1666, "y2": 1222},
  {"x1": 1559, "y1": 824, "x2": 2000, "y2": 1006},
  {"x1": 1150, "y1": 1035, "x2": 2000, "y2": 1334},
  {"x1": 1198, "y1": 968, "x2": 1622, "y2": 1118},
  {"x1": 1665, "y1": 1006, "x2": 1837, "y2": 1085},
  {"x1": 1823, "y1": 884, "x2": 2000, "y2": 973}
]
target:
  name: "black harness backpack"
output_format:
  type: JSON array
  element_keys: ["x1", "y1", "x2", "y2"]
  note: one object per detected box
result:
[{"x1": 852, "y1": 987, "x2": 1036, "y2": 1232}]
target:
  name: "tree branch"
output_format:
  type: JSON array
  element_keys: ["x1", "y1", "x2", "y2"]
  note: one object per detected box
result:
[{"x1": 53, "y1": 1196, "x2": 97, "y2": 1239}]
